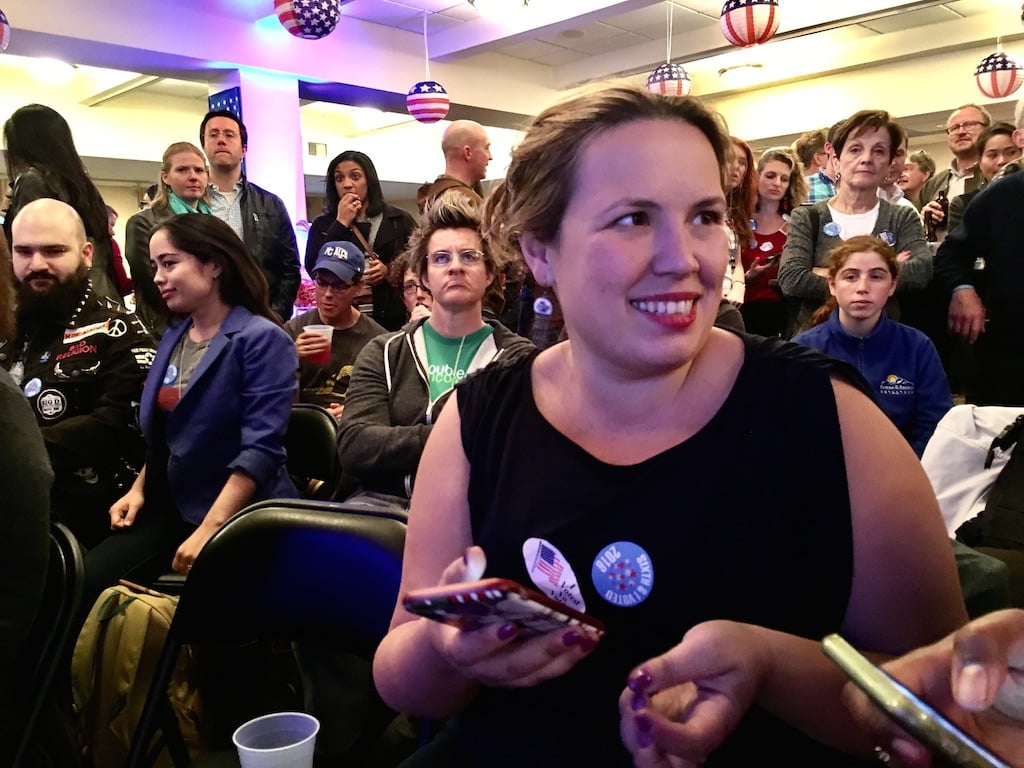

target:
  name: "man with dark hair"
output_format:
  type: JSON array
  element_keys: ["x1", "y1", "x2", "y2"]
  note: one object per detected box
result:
[
  {"x1": 200, "y1": 109, "x2": 300, "y2": 321},
  {"x1": 0, "y1": 198, "x2": 155, "y2": 546},
  {"x1": 284, "y1": 239, "x2": 384, "y2": 422}
]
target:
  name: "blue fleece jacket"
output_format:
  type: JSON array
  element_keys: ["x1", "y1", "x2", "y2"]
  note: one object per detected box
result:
[{"x1": 793, "y1": 310, "x2": 952, "y2": 456}]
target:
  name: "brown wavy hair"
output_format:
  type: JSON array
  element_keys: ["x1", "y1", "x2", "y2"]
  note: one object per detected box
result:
[{"x1": 809, "y1": 235, "x2": 898, "y2": 327}]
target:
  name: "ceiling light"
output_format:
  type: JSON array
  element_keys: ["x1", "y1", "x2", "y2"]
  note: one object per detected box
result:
[
  {"x1": 28, "y1": 58, "x2": 77, "y2": 85},
  {"x1": 469, "y1": 0, "x2": 530, "y2": 15},
  {"x1": 717, "y1": 63, "x2": 764, "y2": 89}
]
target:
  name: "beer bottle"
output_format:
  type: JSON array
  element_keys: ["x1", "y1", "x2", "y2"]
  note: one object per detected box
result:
[{"x1": 926, "y1": 189, "x2": 949, "y2": 242}]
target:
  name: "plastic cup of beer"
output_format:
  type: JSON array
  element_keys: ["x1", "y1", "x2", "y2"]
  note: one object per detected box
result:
[
  {"x1": 304, "y1": 324, "x2": 333, "y2": 365},
  {"x1": 233, "y1": 711, "x2": 319, "y2": 768}
]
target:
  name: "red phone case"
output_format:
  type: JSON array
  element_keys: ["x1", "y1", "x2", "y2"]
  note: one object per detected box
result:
[{"x1": 402, "y1": 578, "x2": 605, "y2": 638}]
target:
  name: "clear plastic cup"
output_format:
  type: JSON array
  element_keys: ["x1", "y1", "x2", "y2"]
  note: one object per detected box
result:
[
  {"x1": 232, "y1": 711, "x2": 319, "y2": 768},
  {"x1": 304, "y1": 324, "x2": 334, "y2": 365}
]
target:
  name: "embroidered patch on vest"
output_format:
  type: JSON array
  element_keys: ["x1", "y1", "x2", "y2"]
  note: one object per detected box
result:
[
  {"x1": 522, "y1": 538, "x2": 586, "y2": 612},
  {"x1": 591, "y1": 541, "x2": 654, "y2": 607}
]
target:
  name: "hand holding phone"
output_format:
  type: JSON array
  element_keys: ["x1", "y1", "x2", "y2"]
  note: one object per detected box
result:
[
  {"x1": 823, "y1": 634, "x2": 1012, "y2": 767},
  {"x1": 403, "y1": 577, "x2": 605, "y2": 639}
]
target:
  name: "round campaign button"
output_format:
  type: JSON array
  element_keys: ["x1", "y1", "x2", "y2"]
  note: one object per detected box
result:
[
  {"x1": 591, "y1": 541, "x2": 654, "y2": 608},
  {"x1": 823, "y1": 221, "x2": 841, "y2": 237},
  {"x1": 759, "y1": 241, "x2": 773, "y2": 252},
  {"x1": 23, "y1": 377, "x2": 42, "y2": 398},
  {"x1": 163, "y1": 364, "x2": 178, "y2": 386}
]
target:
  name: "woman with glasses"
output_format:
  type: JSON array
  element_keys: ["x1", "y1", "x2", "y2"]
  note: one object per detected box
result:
[
  {"x1": 337, "y1": 195, "x2": 532, "y2": 510},
  {"x1": 777, "y1": 109, "x2": 932, "y2": 336},
  {"x1": 124, "y1": 141, "x2": 212, "y2": 335},
  {"x1": 305, "y1": 150, "x2": 416, "y2": 331},
  {"x1": 284, "y1": 239, "x2": 386, "y2": 422},
  {"x1": 389, "y1": 250, "x2": 434, "y2": 323}
]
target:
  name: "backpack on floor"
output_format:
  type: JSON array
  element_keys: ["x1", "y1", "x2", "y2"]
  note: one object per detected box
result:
[{"x1": 71, "y1": 580, "x2": 203, "y2": 767}]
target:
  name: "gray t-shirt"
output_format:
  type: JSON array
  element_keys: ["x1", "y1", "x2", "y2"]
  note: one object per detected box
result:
[{"x1": 284, "y1": 308, "x2": 385, "y2": 408}]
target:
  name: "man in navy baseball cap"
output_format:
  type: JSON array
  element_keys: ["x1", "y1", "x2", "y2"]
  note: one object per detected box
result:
[{"x1": 284, "y1": 238, "x2": 383, "y2": 422}]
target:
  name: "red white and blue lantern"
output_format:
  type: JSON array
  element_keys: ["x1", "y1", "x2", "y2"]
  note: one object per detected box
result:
[
  {"x1": 0, "y1": 9, "x2": 10, "y2": 52},
  {"x1": 274, "y1": 0, "x2": 340, "y2": 40},
  {"x1": 646, "y1": 63, "x2": 691, "y2": 96},
  {"x1": 407, "y1": 81, "x2": 450, "y2": 124},
  {"x1": 975, "y1": 52, "x2": 1024, "y2": 99},
  {"x1": 720, "y1": 0, "x2": 779, "y2": 48}
]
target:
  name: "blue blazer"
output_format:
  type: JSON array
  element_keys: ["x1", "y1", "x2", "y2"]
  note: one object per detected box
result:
[{"x1": 141, "y1": 305, "x2": 298, "y2": 524}]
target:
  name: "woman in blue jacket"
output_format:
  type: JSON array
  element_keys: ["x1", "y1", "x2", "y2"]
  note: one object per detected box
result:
[
  {"x1": 793, "y1": 234, "x2": 952, "y2": 456},
  {"x1": 87, "y1": 214, "x2": 297, "y2": 593}
]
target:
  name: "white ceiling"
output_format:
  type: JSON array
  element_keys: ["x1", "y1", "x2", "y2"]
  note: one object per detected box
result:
[{"x1": 4, "y1": 0, "x2": 1024, "y2": 190}]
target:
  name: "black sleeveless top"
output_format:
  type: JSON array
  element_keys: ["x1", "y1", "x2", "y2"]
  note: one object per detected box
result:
[{"x1": 433, "y1": 334, "x2": 875, "y2": 767}]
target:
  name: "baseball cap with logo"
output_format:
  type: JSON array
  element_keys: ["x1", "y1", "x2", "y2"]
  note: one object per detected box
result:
[{"x1": 313, "y1": 240, "x2": 366, "y2": 283}]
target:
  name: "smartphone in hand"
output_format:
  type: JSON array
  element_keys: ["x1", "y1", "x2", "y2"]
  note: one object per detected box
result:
[
  {"x1": 822, "y1": 634, "x2": 1011, "y2": 768},
  {"x1": 403, "y1": 577, "x2": 605, "y2": 638}
]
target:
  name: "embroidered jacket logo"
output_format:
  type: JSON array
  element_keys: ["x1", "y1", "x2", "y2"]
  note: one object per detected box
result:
[{"x1": 879, "y1": 374, "x2": 914, "y2": 396}]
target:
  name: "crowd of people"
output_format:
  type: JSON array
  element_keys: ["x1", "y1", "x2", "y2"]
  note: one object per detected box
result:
[{"x1": 3, "y1": 84, "x2": 1024, "y2": 766}]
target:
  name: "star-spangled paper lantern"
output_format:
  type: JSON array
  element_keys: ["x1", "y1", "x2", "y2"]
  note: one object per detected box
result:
[
  {"x1": 975, "y1": 52, "x2": 1024, "y2": 99},
  {"x1": 274, "y1": 0, "x2": 340, "y2": 40},
  {"x1": 0, "y1": 10, "x2": 10, "y2": 52},
  {"x1": 720, "y1": 0, "x2": 779, "y2": 48},
  {"x1": 406, "y1": 81, "x2": 450, "y2": 124},
  {"x1": 646, "y1": 63, "x2": 691, "y2": 96}
]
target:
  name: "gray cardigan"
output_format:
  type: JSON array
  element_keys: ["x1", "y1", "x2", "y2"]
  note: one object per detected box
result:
[
  {"x1": 337, "y1": 317, "x2": 534, "y2": 499},
  {"x1": 777, "y1": 198, "x2": 931, "y2": 334}
]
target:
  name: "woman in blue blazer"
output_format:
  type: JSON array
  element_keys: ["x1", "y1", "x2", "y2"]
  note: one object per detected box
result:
[{"x1": 87, "y1": 214, "x2": 297, "y2": 594}]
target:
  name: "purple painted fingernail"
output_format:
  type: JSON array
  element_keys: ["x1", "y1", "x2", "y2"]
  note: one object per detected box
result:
[
  {"x1": 497, "y1": 622, "x2": 518, "y2": 641},
  {"x1": 562, "y1": 630, "x2": 581, "y2": 646},
  {"x1": 635, "y1": 713, "x2": 652, "y2": 733},
  {"x1": 628, "y1": 669, "x2": 652, "y2": 693},
  {"x1": 630, "y1": 693, "x2": 646, "y2": 712}
]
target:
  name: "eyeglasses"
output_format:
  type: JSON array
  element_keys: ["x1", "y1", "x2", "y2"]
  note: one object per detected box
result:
[
  {"x1": 427, "y1": 249, "x2": 485, "y2": 267},
  {"x1": 314, "y1": 277, "x2": 355, "y2": 293},
  {"x1": 206, "y1": 129, "x2": 239, "y2": 141},
  {"x1": 402, "y1": 281, "x2": 430, "y2": 295},
  {"x1": 946, "y1": 120, "x2": 986, "y2": 135}
]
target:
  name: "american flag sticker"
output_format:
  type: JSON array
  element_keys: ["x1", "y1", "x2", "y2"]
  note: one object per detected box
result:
[{"x1": 522, "y1": 538, "x2": 586, "y2": 611}]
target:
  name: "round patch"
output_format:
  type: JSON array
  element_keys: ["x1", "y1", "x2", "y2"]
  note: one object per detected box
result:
[
  {"x1": 823, "y1": 221, "x2": 841, "y2": 237},
  {"x1": 591, "y1": 541, "x2": 654, "y2": 608},
  {"x1": 759, "y1": 241, "x2": 773, "y2": 252},
  {"x1": 39, "y1": 351, "x2": 50, "y2": 363},
  {"x1": 163, "y1": 364, "x2": 178, "y2": 386},
  {"x1": 36, "y1": 389, "x2": 67, "y2": 421},
  {"x1": 879, "y1": 230, "x2": 896, "y2": 247},
  {"x1": 533, "y1": 297, "x2": 554, "y2": 316},
  {"x1": 23, "y1": 377, "x2": 42, "y2": 398}
]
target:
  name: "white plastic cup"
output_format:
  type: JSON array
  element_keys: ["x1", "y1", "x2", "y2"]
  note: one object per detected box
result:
[
  {"x1": 232, "y1": 711, "x2": 319, "y2": 768},
  {"x1": 303, "y1": 324, "x2": 334, "y2": 365}
]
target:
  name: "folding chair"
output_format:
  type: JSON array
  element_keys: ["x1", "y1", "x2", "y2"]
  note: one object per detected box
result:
[
  {"x1": 286, "y1": 403, "x2": 341, "y2": 500},
  {"x1": 125, "y1": 498, "x2": 407, "y2": 767},
  {"x1": 13, "y1": 522, "x2": 85, "y2": 768}
]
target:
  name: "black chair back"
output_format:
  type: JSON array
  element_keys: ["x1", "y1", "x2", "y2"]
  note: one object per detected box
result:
[
  {"x1": 13, "y1": 521, "x2": 85, "y2": 767},
  {"x1": 125, "y1": 498, "x2": 407, "y2": 767},
  {"x1": 286, "y1": 403, "x2": 341, "y2": 499}
]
